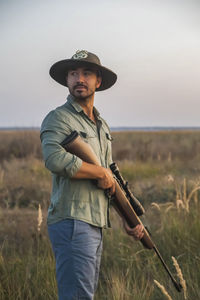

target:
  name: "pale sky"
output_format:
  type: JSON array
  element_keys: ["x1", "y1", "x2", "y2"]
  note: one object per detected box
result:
[{"x1": 1, "y1": 0, "x2": 200, "y2": 127}]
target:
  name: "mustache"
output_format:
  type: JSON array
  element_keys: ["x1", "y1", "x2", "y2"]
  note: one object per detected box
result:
[{"x1": 73, "y1": 84, "x2": 88, "y2": 90}]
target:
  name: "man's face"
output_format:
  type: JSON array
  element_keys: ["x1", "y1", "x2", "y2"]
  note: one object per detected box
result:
[{"x1": 66, "y1": 66, "x2": 102, "y2": 99}]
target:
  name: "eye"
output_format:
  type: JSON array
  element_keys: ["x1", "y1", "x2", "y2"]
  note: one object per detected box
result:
[
  {"x1": 84, "y1": 70, "x2": 92, "y2": 76},
  {"x1": 69, "y1": 71, "x2": 77, "y2": 76}
]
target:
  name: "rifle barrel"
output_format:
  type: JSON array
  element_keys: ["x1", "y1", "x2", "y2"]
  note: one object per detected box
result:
[
  {"x1": 60, "y1": 131, "x2": 182, "y2": 293},
  {"x1": 153, "y1": 246, "x2": 182, "y2": 292}
]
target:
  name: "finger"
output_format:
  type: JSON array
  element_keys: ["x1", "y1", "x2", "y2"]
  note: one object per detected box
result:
[
  {"x1": 134, "y1": 224, "x2": 144, "y2": 233},
  {"x1": 133, "y1": 233, "x2": 143, "y2": 241},
  {"x1": 130, "y1": 225, "x2": 144, "y2": 237},
  {"x1": 110, "y1": 182, "x2": 115, "y2": 195},
  {"x1": 124, "y1": 223, "x2": 138, "y2": 235},
  {"x1": 134, "y1": 229, "x2": 144, "y2": 240},
  {"x1": 123, "y1": 221, "x2": 145, "y2": 240},
  {"x1": 137, "y1": 232, "x2": 144, "y2": 240}
]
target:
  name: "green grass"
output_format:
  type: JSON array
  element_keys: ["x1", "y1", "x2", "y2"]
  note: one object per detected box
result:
[
  {"x1": 95, "y1": 204, "x2": 200, "y2": 299},
  {"x1": 0, "y1": 130, "x2": 200, "y2": 299},
  {"x1": 0, "y1": 205, "x2": 199, "y2": 299}
]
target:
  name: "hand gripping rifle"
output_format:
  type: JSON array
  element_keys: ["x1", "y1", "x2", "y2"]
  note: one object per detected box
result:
[{"x1": 61, "y1": 131, "x2": 182, "y2": 292}]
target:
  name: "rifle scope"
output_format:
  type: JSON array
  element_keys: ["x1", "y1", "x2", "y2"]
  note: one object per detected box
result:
[{"x1": 110, "y1": 162, "x2": 145, "y2": 216}]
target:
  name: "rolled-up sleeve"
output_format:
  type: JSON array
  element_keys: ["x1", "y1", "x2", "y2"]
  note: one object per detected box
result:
[{"x1": 40, "y1": 110, "x2": 82, "y2": 178}]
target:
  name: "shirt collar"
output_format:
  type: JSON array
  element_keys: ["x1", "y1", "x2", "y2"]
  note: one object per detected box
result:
[
  {"x1": 66, "y1": 94, "x2": 101, "y2": 120},
  {"x1": 66, "y1": 94, "x2": 83, "y2": 113},
  {"x1": 93, "y1": 106, "x2": 100, "y2": 120}
]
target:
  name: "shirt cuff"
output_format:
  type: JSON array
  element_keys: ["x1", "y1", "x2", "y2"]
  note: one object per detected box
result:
[{"x1": 65, "y1": 155, "x2": 82, "y2": 178}]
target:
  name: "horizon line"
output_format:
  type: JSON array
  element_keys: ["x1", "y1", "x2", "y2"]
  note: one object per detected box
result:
[{"x1": 1, "y1": 126, "x2": 200, "y2": 132}]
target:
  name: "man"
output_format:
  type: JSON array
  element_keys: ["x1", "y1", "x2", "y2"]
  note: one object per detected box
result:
[{"x1": 40, "y1": 50, "x2": 144, "y2": 300}]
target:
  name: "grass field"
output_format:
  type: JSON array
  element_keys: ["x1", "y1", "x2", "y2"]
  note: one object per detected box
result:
[{"x1": 0, "y1": 130, "x2": 199, "y2": 299}]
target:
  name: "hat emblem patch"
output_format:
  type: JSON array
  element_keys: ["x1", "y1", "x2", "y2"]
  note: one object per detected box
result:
[{"x1": 72, "y1": 50, "x2": 88, "y2": 60}]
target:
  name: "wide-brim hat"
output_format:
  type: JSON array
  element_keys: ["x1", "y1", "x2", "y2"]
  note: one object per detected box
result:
[{"x1": 49, "y1": 50, "x2": 117, "y2": 91}]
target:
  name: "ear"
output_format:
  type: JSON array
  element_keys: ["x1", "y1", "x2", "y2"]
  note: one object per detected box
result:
[{"x1": 96, "y1": 76, "x2": 102, "y2": 89}]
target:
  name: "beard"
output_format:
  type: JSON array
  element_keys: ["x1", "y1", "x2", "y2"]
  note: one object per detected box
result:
[{"x1": 69, "y1": 84, "x2": 95, "y2": 100}]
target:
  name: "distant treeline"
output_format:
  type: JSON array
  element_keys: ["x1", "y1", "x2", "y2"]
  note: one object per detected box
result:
[
  {"x1": 1, "y1": 130, "x2": 200, "y2": 163},
  {"x1": 112, "y1": 130, "x2": 200, "y2": 162},
  {"x1": 0, "y1": 131, "x2": 42, "y2": 162},
  {"x1": 1, "y1": 126, "x2": 200, "y2": 131}
]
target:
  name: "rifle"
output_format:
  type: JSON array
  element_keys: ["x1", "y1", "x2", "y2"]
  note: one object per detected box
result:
[{"x1": 61, "y1": 131, "x2": 182, "y2": 292}]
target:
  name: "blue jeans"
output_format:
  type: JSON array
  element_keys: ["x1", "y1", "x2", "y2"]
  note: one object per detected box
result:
[{"x1": 48, "y1": 219, "x2": 103, "y2": 300}]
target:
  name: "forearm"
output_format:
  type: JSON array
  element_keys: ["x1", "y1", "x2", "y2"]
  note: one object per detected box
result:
[
  {"x1": 72, "y1": 161, "x2": 104, "y2": 179},
  {"x1": 72, "y1": 162, "x2": 116, "y2": 194}
]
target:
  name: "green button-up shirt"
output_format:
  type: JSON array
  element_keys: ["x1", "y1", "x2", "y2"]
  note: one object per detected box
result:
[{"x1": 40, "y1": 95, "x2": 113, "y2": 227}]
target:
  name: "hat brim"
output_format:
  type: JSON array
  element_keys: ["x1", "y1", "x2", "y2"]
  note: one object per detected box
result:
[{"x1": 49, "y1": 59, "x2": 117, "y2": 91}]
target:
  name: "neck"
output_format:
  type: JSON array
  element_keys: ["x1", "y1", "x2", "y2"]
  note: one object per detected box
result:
[{"x1": 75, "y1": 94, "x2": 96, "y2": 122}]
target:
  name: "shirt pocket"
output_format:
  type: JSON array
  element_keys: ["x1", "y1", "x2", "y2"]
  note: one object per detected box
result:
[
  {"x1": 105, "y1": 132, "x2": 113, "y2": 142},
  {"x1": 79, "y1": 130, "x2": 99, "y2": 155},
  {"x1": 79, "y1": 131, "x2": 96, "y2": 141}
]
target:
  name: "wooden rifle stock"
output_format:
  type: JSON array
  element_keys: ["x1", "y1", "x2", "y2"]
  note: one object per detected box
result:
[
  {"x1": 61, "y1": 131, "x2": 182, "y2": 292},
  {"x1": 60, "y1": 131, "x2": 152, "y2": 248}
]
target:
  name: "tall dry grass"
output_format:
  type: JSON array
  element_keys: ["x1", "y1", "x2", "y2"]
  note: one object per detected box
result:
[
  {"x1": 0, "y1": 130, "x2": 200, "y2": 299},
  {"x1": 0, "y1": 130, "x2": 42, "y2": 162},
  {"x1": 1, "y1": 205, "x2": 198, "y2": 299}
]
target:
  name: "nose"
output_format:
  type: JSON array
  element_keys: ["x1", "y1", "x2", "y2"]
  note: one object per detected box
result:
[{"x1": 76, "y1": 72, "x2": 85, "y2": 83}]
